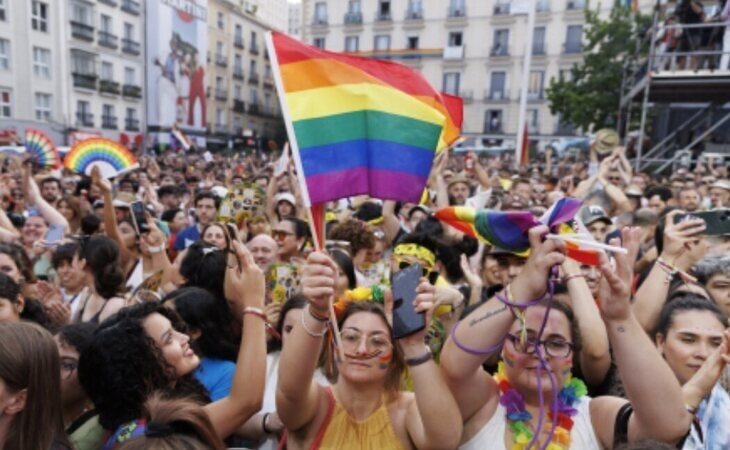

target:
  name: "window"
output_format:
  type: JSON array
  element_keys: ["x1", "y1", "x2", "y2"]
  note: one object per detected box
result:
[
  {"x1": 235, "y1": 24, "x2": 243, "y2": 43},
  {"x1": 489, "y1": 72, "x2": 506, "y2": 100},
  {"x1": 374, "y1": 35, "x2": 390, "y2": 51},
  {"x1": 101, "y1": 61, "x2": 114, "y2": 80},
  {"x1": 76, "y1": 100, "x2": 91, "y2": 125},
  {"x1": 217, "y1": 12, "x2": 224, "y2": 29},
  {"x1": 33, "y1": 47, "x2": 51, "y2": 79},
  {"x1": 33, "y1": 93, "x2": 51, "y2": 121},
  {"x1": 348, "y1": 0, "x2": 361, "y2": 13},
  {"x1": 565, "y1": 25, "x2": 582, "y2": 53},
  {"x1": 216, "y1": 108, "x2": 225, "y2": 127},
  {"x1": 250, "y1": 88, "x2": 259, "y2": 104},
  {"x1": 215, "y1": 76, "x2": 224, "y2": 90},
  {"x1": 234, "y1": 84, "x2": 241, "y2": 100},
  {"x1": 449, "y1": 0, "x2": 465, "y2": 16},
  {"x1": 77, "y1": 100, "x2": 90, "y2": 114},
  {"x1": 265, "y1": 65, "x2": 271, "y2": 79},
  {"x1": 126, "y1": 107, "x2": 137, "y2": 121},
  {"x1": 492, "y1": 29, "x2": 509, "y2": 55},
  {"x1": 124, "y1": 67, "x2": 135, "y2": 85},
  {"x1": 313, "y1": 37, "x2": 326, "y2": 49},
  {"x1": 0, "y1": 0, "x2": 5, "y2": 22},
  {"x1": 71, "y1": 2, "x2": 92, "y2": 25},
  {"x1": 0, "y1": 39, "x2": 10, "y2": 70},
  {"x1": 249, "y1": 60, "x2": 257, "y2": 74},
  {"x1": 103, "y1": 104, "x2": 114, "y2": 116},
  {"x1": 216, "y1": 41, "x2": 224, "y2": 56},
  {"x1": 407, "y1": 0, "x2": 423, "y2": 17},
  {"x1": 314, "y1": 2, "x2": 327, "y2": 24},
  {"x1": 484, "y1": 110, "x2": 503, "y2": 133},
  {"x1": 32, "y1": 1, "x2": 48, "y2": 32},
  {"x1": 378, "y1": 1, "x2": 391, "y2": 20},
  {"x1": 71, "y1": 49, "x2": 96, "y2": 75},
  {"x1": 345, "y1": 36, "x2": 359, "y2": 52},
  {"x1": 528, "y1": 71, "x2": 544, "y2": 99},
  {"x1": 251, "y1": 31, "x2": 257, "y2": 48},
  {"x1": 442, "y1": 72, "x2": 460, "y2": 95},
  {"x1": 0, "y1": 90, "x2": 11, "y2": 118},
  {"x1": 533, "y1": 27, "x2": 546, "y2": 55},
  {"x1": 448, "y1": 32, "x2": 463, "y2": 47},
  {"x1": 100, "y1": 14, "x2": 112, "y2": 32},
  {"x1": 264, "y1": 92, "x2": 271, "y2": 110},
  {"x1": 528, "y1": 109, "x2": 539, "y2": 133},
  {"x1": 124, "y1": 23, "x2": 134, "y2": 40},
  {"x1": 558, "y1": 68, "x2": 572, "y2": 81},
  {"x1": 234, "y1": 54, "x2": 242, "y2": 70},
  {"x1": 407, "y1": 36, "x2": 419, "y2": 50}
]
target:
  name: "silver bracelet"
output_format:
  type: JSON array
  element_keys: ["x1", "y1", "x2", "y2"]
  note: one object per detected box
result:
[{"x1": 300, "y1": 305, "x2": 328, "y2": 337}]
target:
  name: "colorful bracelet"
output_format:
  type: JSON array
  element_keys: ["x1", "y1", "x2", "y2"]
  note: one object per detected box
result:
[
  {"x1": 405, "y1": 349, "x2": 433, "y2": 367},
  {"x1": 307, "y1": 304, "x2": 330, "y2": 322},
  {"x1": 243, "y1": 307, "x2": 281, "y2": 340},
  {"x1": 301, "y1": 305, "x2": 329, "y2": 337},
  {"x1": 449, "y1": 320, "x2": 507, "y2": 356},
  {"x1": 656, "y1": 258, "x2": 698, "y2": 285}
]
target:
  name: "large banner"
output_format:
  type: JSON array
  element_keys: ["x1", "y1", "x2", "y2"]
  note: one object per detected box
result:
[{"x1": 146, "y1": 0, "x2": 208, "y2": 137}]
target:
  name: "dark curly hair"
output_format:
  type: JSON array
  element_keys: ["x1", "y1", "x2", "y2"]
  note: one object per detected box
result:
[
  {"x1": 329, "y1": 219, "x2": 375, "y2": 256},
  {"x1": 0, "y1": 242, "x2": 37, "y2": 284},
  {"x1": 78, "y1": 302, "x2": 209, "y2": 431},
  {"x1": 77, "y1": 235, "x2": 125, "y2": 299},
  {"x1": 179, "y1": 241, "x2": 227, "y2": 301},
  {"x1": 163, "y1": 287, "x2": 238, "y2": 361}
]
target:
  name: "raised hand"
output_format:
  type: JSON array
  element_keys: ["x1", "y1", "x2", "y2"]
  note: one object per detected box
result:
[
  {"x1": 509, "y1": 225, "x2": 566, "y2": 303},
  {"x1": 224, "y1": 240, "x2": 265, "y2": 314},
  {"x1": 91, "y1": 166, "x2": 113, "y2": 195},
  {"x1": 683, "y1": 329, "x2": 730, "y2": 408},
  {"x1": 597, "y1": 227, "x2": 641, "y2": 322},
  {"x1": 660, "y1": 210, "x2": 707, "y2": 271},
  {"x1": 300, "y1": 251, "x2": 338, "y2": 314},
  {"x1": 383, "y1": 278, "x2": 436, "y2": 355}
]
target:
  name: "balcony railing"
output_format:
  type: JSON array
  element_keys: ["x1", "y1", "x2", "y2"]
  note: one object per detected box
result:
[
  {"x1": 234, "y1": 36, "x2": 244, "y2": 49},
  {"x1": 122, "y1": 38, "x2": 141, "y2": 55},
  {"x1": 263, "y1": 77, "x2": 274, "y2": 89},
  {"x1": 99, "y1": 0, "x2": 117, "y2": 7},
  {"x1": 125, "y1": 117, "x2": 140, "y2": 131},
  {"x1": 121, "y1": 0, "x2": 141, "y2": 15},
  {"x1": 215, "y1": 88, "x2": 227, "y2": 100},
  {"x1": 443, "y1": 45, "x2": 464, "y2": 60},
  {"x1": 250, "y1": 44, "x2": 259, "y2": 55},
  {"x1": 527, "y1": 91, "x2": 544, "y2": 101},
  {"x1": 564, "y1": 42, "x2": 582, "y2": 54},
  {"x1": 248, "y1": 102, "x2": 261, "y2": 115},
  {"x1": 122, "y1": 84, "x2": 142, "y2": 98},
  {"x1": 76, "y1": 112, "x2": 94, "y2": 127},
  {"x1": 405, "y1": 9, "x2": 423, "y2": 20},
  {"x1": 98, "y1": 31, "x2": 118, "y2": 49},
  {"x1": 248, "y1": 73, "x2": 259, "y2": 85},
  {"x1": 102, "y1": 115, "x2": 118, "y2": 129},
  {"x1": 485, "y1": 89, "x2": 507, "y2": 101},
  {"x1": 70, "y1": 21, "x2": 94, "y2": 41},
  {"x1": 447, "y1": 5, "x2": 466, "y2": 17},
  {"x1": 483, "y1": 121, "x2": 503, "y2": 133},
  {"x1": 233, "y1": 68, "x2": 244, "y2": 80},
  {"x1": 312, "y1": 16, "x2": 328, "y2": 26},
  {"x1": 344, "y1": 12, "x2": 362, "y2": 24},
  {"x1": 491, "y1": 45, "x2": 509, "y2": 56},
  {"x1": 232, "y1": 99, "x2": 245, "y2": 113},
  {"x1": 215, "y1": 54, "x2": 228, "y2": 67},
  {"x1": 494, "y1": 3, "x2": 510, "y2": 14},
  {"x1": 72, "y1": 73, "x2": 97, "y2": 90},
  {"x1": 99, "y1": 79, "x2": 120, "y2": 95},
  {"x1": 375, "y1": 11, "x2": 392, "y2": 21},
  {"x1": 459, "y1": 90, "x2": 474, "y2": 103}
]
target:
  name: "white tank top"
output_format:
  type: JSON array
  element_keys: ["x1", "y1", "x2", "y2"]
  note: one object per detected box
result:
[{"x1": 460, "y1": 397, "x2": 601, "y2": 450}]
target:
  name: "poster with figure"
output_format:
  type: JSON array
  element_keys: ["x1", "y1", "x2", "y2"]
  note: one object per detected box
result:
[{"x1": 146, "y1": 0, "x2": 208, "y2": 141}]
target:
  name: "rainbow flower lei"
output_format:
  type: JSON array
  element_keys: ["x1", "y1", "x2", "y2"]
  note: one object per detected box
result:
[{"x1": 494, "y1": 362, "x2": 587, "y2": 450}]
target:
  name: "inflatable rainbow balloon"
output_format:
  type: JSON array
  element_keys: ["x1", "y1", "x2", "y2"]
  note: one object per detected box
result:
[
  {"x1": 24, "y1": 128, "x2": 60, "y2": 168},
  {"x1": 65, "y1": 138, "x2": 138, "y2": 178}
]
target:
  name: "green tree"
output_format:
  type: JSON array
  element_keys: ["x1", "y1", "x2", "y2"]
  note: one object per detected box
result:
[{"x1": 546, "y1": 3, "x2": 650, "y2": 132}]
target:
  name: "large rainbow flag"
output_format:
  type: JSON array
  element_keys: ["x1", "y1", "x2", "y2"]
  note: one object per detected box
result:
[{"x1": 266, "y1": 32, "x2": 462, "y2": 206}]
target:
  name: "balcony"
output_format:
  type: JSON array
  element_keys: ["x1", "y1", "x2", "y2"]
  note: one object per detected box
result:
[
  {"x1": 125, "y1": 117, "x2": 140, "y2": 131},
  {"x1": 121, "y1": 0, "x2": 140, "y2": 15},
  {"x1": 98, "y1": 31, "x2": 118, "y2": 49},
  {"x1": 483, "y1": 121, "x2": 503, "y2": 134},
  {"x1": 99, "y1": 79, "x2": 120, "y2": 95},
  {"x1": 232, "y1": 99, "x2": 245, "y2": 113},
  {"x1": 443, "y1": 45, "x2": 464, "y2": 60},
  {"x1": 459, "y1": 90, "x2": 474, "y2": 104},
  {"x1": 566, "y1": 0, "x2": 585, "y2": 10},
  {"x1": 248, "y1": 73, "x2": 259, "y2": 85},
  {"x1": 215, "y1": 88, "x2": 227, "y2": 101},
  {"x1": 490, "y1": 45, "x2": 509, "y2": 57},
  {"x1": 312, "y1": 16, "x2": 328, "y2": 26},
  {"x1": 248, "y1": 102, "x2": 262, "y2": 116},
  {"x1": 447, "y1": 5, "x2": 466, "y2": 18},
  {"x1": 215, "y1": 54, "x2": 228, "y2": 67},
  {"x1": 485, "y1": 89, "x2": 507, "y2": 102},
  {"x1": 405, "y1": 9, "x2": 423, "y2": 20},
  {"x1": 72, "y1": 73, "x2": 97, "y2": 90},
  {"x1": 76, "y1": 112, "x2": 94, "y2": 127},
  {"x1": 527, "y1": 91, "x2": 544, "y2": 101},
  {"x1": 494, "y1": 3, "x2": 510, "y2": 14},
  {"x1": 234, "y1": 36, "x2": 244, "y2": 49},
  {"x1": 375, "y1": 11, "x2": 392, "y2": 22},
  {"x1": 344, "y1": 12, "x2": 362, "y2": 25},
  {"x1": 99, "y1": 0, "x2": 117, "y2": 7},
  {"x1": 122, "y1": 84, "x2": 142, "y2": 98},
  {"x1": 122, "y1": 38, "x2": 141, "y2": 55},
  {"x1": 70, "y1": 21, "x2": 94, "y2": 41},
  {"x1": 564, "y1": 42, "x2": 582, "y2": 54},
  {"x1": 263, "y1": 77, "x2": 274, "y2": 89},
  {"x1": 250, "y1": 44, "x2": 259, "y2": 55},
  {"x1": 102, "y1": 115, "x2": 118, "y2": 130},
  {"x1": 233, "y1": 68, "x2": 244, "y2": 80}
]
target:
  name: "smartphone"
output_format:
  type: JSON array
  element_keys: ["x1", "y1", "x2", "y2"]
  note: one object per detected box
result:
[
  {"x1": 130, "y1": 201, "x2": 150, "y2": 235},
  {"x1": 391, "y1": 263, "x2": 426, "y2": 339},
  {"x1": 45, "y1": 223, "x2": 65, "y2": 245},
  {"x1": 674, "y1": 209, "x2": 730, "y2": 236}
]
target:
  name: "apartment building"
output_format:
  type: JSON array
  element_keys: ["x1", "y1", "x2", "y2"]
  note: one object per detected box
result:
[
  {"x1": 301, "y1": 0, "x2": 654, "y2": 147},
  {"x1": 0, "y1": 0, "x2": 71, "y2": 144},
  {"x1": 67, "y1": 0, "x2": 145, "y2": 144},
  {"x1": 207, "y1": 0, "x2": 283, "y2": 148},
  {"x1": 288, "y1": 1, "x2": 303, "y2": 38}
]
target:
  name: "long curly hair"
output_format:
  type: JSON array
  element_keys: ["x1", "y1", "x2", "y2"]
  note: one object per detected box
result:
[{"x1": 78, "y1": 302, "x2": 209, "y2": 431}]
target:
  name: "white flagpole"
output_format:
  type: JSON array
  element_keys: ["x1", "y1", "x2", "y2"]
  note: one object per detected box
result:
[{"x1": 514, "y1": 0, "x2": 536, "y2": 168}]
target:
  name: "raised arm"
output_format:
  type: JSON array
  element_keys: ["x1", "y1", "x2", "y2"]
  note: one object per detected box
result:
[
  {"x1": 276, "y1": 251, "x2": 335, "y2": 432},
  {"x1": 440, "y1": 226, "x2": 565, "y2": 421},
  {"x1": 683, "y1": 329, "x2": 730, "y2": 410},
  {"x1": 205, "y1": 240, "x2": 266, "y2": 439},
  {"x1": 591, "y1": 229, "x2": 693, "y2": 448},
  {"x1": 381, "y1": 200, "x2": 401, "y2": 245},
  {"x1": 561, "y1": 259, "x2": 611, "y2": 387},
  {"x1": 91, "y1": 167, "x2": 135, "y2": 268},
  {"x1": 23, "y1": 164, "x2": 69, "y2": 231}
]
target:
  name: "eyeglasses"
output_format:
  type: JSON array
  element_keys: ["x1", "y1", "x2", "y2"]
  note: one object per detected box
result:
[
  {"x1": 505, "y1": 333, "x2": 574, "y2": 358},
  {"x1": 60, "y1": 360, "x2": 78, "y2": 380},
  {"x1": 341, "y1": 329, "x2": 392, "y2": 352},
  {"x1": 397, "y1": 261, "x2": 439, "y2": 285},
  {"x1": 272, "y1": 230, "x2": 294, "y2": 241}
]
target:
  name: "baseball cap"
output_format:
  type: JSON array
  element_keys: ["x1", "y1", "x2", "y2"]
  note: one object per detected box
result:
[
  {"x1": 624, "y1": 185, "x2": 644, "y2": 197},
  {"x1": 578, "y1": 205, "x2": 612, "y2": 226},
  {"x1": 711, "y1": 179, "x2": 730, "y2": 191},
  {"x1": 275, "y1": 192, "x2": 296, "y2": 206}
]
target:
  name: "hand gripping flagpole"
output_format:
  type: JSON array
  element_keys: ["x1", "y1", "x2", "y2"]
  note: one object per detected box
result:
[{"x1": 265, "y1": 31, "x2": 346, "y2": 362}]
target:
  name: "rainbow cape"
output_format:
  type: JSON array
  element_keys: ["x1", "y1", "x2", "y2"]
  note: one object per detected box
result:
[
  {"x1": 65, "y1": 138, "x2": 138, "y2": 178},
  {"x1": 266, "y1": 31, "x2": 462, "y2": 206},
  {"x1": 24, "y1": 128, "x2": 60, "y2": 168},
  {"x1": 435, "y1": 197, "x2": 602, "y2": 265}
]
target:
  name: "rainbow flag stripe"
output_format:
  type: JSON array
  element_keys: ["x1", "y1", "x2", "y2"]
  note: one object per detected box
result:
[
  {"x1": 268, "y1": 32, "x2": 462, "y2": 205},
  {"x1": 65, "y1": 138, "x2": 137, "y2": 176},
  {"x1": 24, "y1": 128, "x2": 60, "y2": 168}
]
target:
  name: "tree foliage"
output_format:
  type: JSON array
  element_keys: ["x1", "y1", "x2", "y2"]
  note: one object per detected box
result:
[{"x1": 546, "y1": 3, "x2": 650, "y2": 132}]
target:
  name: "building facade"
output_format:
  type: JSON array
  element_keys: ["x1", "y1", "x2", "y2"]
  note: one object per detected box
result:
[
  {"x1": 288, "y1": 1, "x2": 303, "y2": 38},
  {"x1": 300, "y1": 0, "x2": 654, "y2": 147},
  {"x1": 207, "y1": 0, "x2": 283, "y2": 149}
]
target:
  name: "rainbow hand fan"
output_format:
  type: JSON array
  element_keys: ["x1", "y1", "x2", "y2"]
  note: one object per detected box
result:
[
  {"x1": 24, "y1": 128, "x2": 60, "y2": 168},
  {"x1": 65, "y1": 138, "x2": 138, "y2": 178}
]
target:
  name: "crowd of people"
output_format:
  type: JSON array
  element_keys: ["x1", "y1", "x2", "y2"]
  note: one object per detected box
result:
[{"x1": 0, "y1": 128, "x2": 728, "y2": 450}]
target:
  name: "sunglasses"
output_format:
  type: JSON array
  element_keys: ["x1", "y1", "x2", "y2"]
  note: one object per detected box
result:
[
  {"x1": 272, "y1": 230, "x2": 295, "y2": 241},
  {"x1": 398, "y1": 261, "x2": 439, "y2": 285}
]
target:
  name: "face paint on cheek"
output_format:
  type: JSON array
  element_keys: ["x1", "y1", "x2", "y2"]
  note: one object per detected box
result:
[
  {"x1": 378, "y1": 352, "x2": 392, "y2": 370},
  {"x1": 503, "y1": 347, "x2": 516, "y2": 368}
]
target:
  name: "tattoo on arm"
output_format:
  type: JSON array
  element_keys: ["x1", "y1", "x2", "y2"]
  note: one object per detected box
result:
[
  {"x1": 616, "y1": 325, "x2": 626, "y2": 333},
  {"x1": 468, "y1": 305, "x2": 508, "y2": 327}
]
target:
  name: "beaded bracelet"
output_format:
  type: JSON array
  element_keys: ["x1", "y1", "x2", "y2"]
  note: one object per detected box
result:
[
  {"x1": 301, "y1": 305, "x2": 329, "y2": 337},
  {"x1": 656, "y1": 258, "x2": 698, "y2": 285},
  {"x1": 308, "y1": 305, "x2": 330, "y2": 322},
  {"x1": 243, "y1": 307, "x2": 281, "y2": 340}
]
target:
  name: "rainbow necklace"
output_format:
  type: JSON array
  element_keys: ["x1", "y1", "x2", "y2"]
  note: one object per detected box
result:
[{"x1": 494, "y1": 362, "x2": 587, "y2": 450}]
